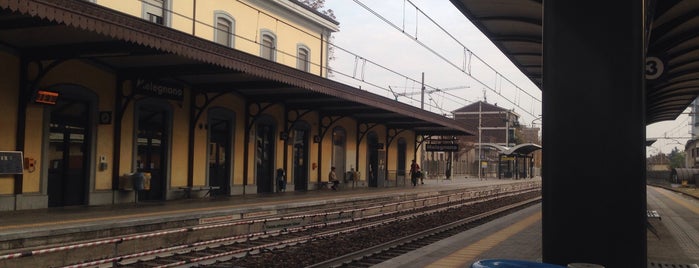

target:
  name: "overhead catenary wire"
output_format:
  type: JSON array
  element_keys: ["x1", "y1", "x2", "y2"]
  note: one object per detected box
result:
[
  {"x1": 139, "y1": 0, "x2": 478, "y2": 115},
  {"x1": 404, "y1": 0, "x2": 541, "y2": 104},
  {"x1": 351, "y1": 0, "x2": 541, "y2": 118}
]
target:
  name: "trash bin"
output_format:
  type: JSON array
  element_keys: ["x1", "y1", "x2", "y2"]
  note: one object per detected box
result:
[
  {"x1": 471, "y1": 259, "x2": 566, "y2": 268},
  {"x1": 132, "y1": 172, "x2": 145, "y2": 191},
  {"x1": 119, "y1": 174, "x2": 134, "y2": 190}
]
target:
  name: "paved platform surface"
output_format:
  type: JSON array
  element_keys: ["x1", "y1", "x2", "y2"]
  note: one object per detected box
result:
[
  {"x1": 1, "y1": 177, "x2": 698, "y2": 268},
  {"x1": 0, "y1": 177, "x2": 526, "y2": 244},
  {"x1": 378, "y1": 184, "x2": 699, "y2": 268}
]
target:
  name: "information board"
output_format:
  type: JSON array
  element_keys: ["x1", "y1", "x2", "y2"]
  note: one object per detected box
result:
[{"x1": 0, "y1": 151, "x2": 23, "y2": 175}]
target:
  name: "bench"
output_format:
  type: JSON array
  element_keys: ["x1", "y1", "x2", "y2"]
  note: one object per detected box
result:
[
  {"x1": 647, "y1": 210, "x2": 661, "y2": 220},
  {"x1": 318, "y1": 182, "x2": 329, "y2": 190},
  {"x1": 179, "y1": 186, "x2": 221, "y2": 198}
]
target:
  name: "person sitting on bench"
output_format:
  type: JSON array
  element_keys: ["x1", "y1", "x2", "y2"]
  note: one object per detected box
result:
[{"x1": 329, "y1": 166, "x2": 339, "y2": 190}]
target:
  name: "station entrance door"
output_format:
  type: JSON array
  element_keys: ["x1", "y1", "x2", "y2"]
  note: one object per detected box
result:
[
  {"x1": 136, "y1": 105, "x2": 169, "y2": 201},
  {"x1": 47, "y1": 98, "x2": 90, "y2": 207}
]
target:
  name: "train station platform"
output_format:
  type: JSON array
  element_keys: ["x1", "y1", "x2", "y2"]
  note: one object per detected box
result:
[
  {"x1": 0, "y1": 176, "x2": 534, "y2": 253},
  {"x1": 376, "y1": 183, "x2": 699, "y2": 268},
  {"x1": 2, "y1": 177, "x2": 697, "y2": 268}
]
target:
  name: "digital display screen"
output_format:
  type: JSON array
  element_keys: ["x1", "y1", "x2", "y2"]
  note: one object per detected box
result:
[{"x1": 35, "y1": 90, "x2": 59, "y2": 105}]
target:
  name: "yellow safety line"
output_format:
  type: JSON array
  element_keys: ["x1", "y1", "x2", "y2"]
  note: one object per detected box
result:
[
  {"x1": 425, "y1": 211, "x2": 542, "y2": 268},
  {"x1": 652, "y1": 187, "x2": 699, "y2": 215}
]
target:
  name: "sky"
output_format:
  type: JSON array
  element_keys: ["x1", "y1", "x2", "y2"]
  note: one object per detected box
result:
[{"x1": 321, "y1": 0, "x2": 692, "y2": 156}]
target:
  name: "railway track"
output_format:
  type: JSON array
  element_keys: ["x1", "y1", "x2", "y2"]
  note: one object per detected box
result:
[
  {"x1": 1, "y1": 183, "x2": 540, "y2": 268},
  {"x1": 105, "y1": 191, "x2": 538, "y2": 268},
  {"x1": 311, "y1": 197, "x2": 540, "y2": 267},
  {"x1": 194, "y1": 191, "x2": 540, "y2": 267}
]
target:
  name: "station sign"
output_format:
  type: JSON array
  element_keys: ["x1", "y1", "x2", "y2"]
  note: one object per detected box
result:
[
  {"x1": 425, "y1": 143, "x2": 458, "y2": 152},
  {"x1": 135, "y1": 79, "x2": 184, "y2": 101},
  {"x1": 645, "y1": 56, "x2": 664, "y2": 80}
]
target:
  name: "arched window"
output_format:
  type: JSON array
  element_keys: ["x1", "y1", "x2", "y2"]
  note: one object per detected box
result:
[
  {"x1": 297, "y1": 45, "x2": 310, "y2": 72},
  {"x1": 260, "y1": 31, "x2": 276, "y2": 61},
  {"x1": 214, "y1": 12, "x2": 235, "y2": 47}
]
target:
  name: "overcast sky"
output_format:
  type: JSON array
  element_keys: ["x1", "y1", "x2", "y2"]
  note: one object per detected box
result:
[{"x1": 322, "y1": 0, "x2": 691, "y2": 155}]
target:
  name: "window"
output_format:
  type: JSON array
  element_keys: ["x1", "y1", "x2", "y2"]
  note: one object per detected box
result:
[
  {"x1": 260, "y1": 32, "x2": 276, "y2": 61},
  {"x1": 148, "y1": 13, "x2": 164, "y2": 24},
  {"x1": 143, "y1": 0, "x2": 166, "y2": 25},
  {"x1": 214, "y1": 12, "x2": 235, "y2": 47},
  {"x1": 297, "y1": 46, "x2": 310, "y2": 72},
  {"x1": 216, "y1": 18, "x2": 232, "y2": 46}
]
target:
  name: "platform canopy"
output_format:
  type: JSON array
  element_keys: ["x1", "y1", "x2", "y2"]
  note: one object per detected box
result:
[
  {"x1": 449, "y1": 0, "x2": 699, "y2": 124},
  {"x1": 0, "y1": 0, "x2": 474, "y2": 137}
]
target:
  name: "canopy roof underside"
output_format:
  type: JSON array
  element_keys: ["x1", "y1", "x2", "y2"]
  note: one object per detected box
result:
[{"x1": 449, "y1": 0, "x2": 699, "y2": 124}]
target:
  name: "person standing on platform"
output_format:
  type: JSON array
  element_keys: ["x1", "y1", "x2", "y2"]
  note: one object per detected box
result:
[
  {"x1": 410, "y1": 160, "x2": 421, "y2": 187},
  {"x1": 445, "y1": 164, "x2": 452, "y2": 180},
  {"x1": 329, "y1": 166, "x2": 339, "y2": 190},
  {"x1": 276, "y1": 168, "x2": 286, "y2": 192}
]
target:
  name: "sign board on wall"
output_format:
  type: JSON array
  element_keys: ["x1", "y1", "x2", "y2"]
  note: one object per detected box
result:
[
  {"x1": 35, "y1": 90, "x2": 59, "y2": 105},
  {"x1": 135, "y1": 79, "x2": 184, "y2": 101},
  {"x1": 425, "y1": 143, "x2": 459, "y2": 152},
  {"x1": 0, "y1": 151, "x2": 23, "y2": 175}
]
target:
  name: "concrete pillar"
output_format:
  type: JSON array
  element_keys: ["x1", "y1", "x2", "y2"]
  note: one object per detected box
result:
[{"x1": 542, "y1": 1, "x2": 646, "y2": 267}]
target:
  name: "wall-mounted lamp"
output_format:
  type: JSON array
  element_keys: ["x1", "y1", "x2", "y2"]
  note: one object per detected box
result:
[
  {"x1": 313, "y1": 135, "x2": 321, "y2": 143},
  {"x1": 280, "y1": 131, "x2": 289, "y2": 141}
]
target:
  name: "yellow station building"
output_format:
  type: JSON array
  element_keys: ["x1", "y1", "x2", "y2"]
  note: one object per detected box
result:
[{"x1": 0, "y1": 0, "x2": 471, "y2": 210}]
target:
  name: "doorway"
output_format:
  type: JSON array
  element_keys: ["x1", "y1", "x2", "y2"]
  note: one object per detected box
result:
[
  {"x1": 291, "y1": 123, "x2": 309, "y2": 191},
  {"x1": 396, "y1": 138, "x2": 407, "y2": 181},
  {"x1": 47, "y1": 98, "x2": 91, "y2": 207},
  {"x1": 332, "y1": 127, "x2": 347, "y2": 181},
  {"x1": 208, "y1": 109, "x2": 233, "y2": 196},
  {"x1": 255, "y1": 120, "x2": 275, "y2": 193},
  {"x1": 367, "y1": 132, "x2": 379, "y2": 187},
  {"x1": 135, "y1": 102, "x2": 170, "y2": 201}
]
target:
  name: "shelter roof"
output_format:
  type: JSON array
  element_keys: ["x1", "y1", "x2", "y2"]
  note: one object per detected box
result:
[
  {"x1": 646, "y1": 139, "x2": 657, "y2": 147},
  {"x1": 671, "y1": 168, "x2": 699, "y2": 183},
  {"x1": 473, "y1": 142, "x2": 541, "y2": 156},
  {"x1": 449, "y1": 0, "x2": 699, "y2": 124},
  {"x1": 0, "y1": 0, "x2": 472, "y2": 137},
  {"x1": 503, "y1": 143, "x2": 542, "y2": 156},
  {"x1": 475, "y1": 143, "x2": 509, "y2": 152}
]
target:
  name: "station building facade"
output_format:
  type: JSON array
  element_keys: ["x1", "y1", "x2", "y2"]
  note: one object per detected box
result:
[{"x1": 0, "y1": 0, "x2": 470, "y2": 210}]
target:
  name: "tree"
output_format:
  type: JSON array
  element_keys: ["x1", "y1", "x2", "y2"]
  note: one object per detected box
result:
[
  {"x1": 668, "y1": 147, "x2": 686, "y2": 169},
  {"x1": 299, "y1": 0, "x2": 337, "y2": 74},
  {"x1": 299, "y1": 0, "x2": 335, "y2": 19}
]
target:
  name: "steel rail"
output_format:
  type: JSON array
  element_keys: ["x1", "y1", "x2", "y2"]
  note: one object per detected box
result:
[
  {"x1": 143, "y1": 191, "x2": 539, "y2": 268},
  {"x1": 308, "y1": 196, "x2": 542, "y2": 268},
  {"x1": 47, "y1": 187, "x2": 539, "y2": 267}
]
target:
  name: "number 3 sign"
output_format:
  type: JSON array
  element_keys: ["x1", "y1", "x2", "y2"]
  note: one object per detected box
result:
[{"x1": 646, "y1": 56, "x2": 664, "y2": 80}]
